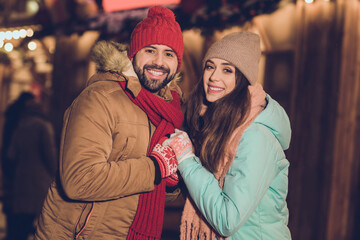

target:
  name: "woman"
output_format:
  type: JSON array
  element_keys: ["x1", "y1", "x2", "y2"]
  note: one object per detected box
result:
[{"x1": 165, "y1": 32, "x2": 292, "y2": 239}]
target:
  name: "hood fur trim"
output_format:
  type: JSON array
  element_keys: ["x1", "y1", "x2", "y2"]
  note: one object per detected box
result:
[{"x1": 91, "y1": 41, "x2": 131, "y2": 74}]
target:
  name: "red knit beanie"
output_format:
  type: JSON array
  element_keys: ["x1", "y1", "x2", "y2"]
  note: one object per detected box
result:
[{"x1": 128, "y1": 6, "x2": 184, "y2": 69}]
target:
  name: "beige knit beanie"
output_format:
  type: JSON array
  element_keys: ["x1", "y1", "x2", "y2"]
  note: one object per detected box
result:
[{"x1": 203, "y1": 32, "x2": 261, "y2": 85}]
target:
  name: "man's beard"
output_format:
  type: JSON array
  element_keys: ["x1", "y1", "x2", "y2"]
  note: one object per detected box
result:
[{"x1": 133, "y1": 61, "x2": 175, "y2": 93}]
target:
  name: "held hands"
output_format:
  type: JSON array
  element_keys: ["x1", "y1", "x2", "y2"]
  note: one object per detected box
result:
[
  {"x1": 150, "y1": 129, "x2": 195, "y2": 186},
  {"x1": 163, "y1": 129, "x2": 195, "y2": 164}
]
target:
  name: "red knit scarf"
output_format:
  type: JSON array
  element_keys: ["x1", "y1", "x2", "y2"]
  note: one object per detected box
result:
[{"x1": 117, "y1": 80, "x2": 183, "y2": 240}]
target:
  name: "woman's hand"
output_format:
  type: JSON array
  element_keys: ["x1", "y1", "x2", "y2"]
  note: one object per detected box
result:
[{"x1": 163, "y1": 129, "x2": 195, "y2": 164}]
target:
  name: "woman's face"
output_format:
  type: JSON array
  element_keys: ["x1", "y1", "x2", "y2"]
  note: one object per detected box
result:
[{"x1": 203, "y1": 58, "x2": 236, "y2": 102}]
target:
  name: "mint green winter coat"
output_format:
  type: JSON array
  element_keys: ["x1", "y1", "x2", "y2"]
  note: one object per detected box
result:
[{"x1": 178, "y1": 95, "x2": 291, "y2": 240}]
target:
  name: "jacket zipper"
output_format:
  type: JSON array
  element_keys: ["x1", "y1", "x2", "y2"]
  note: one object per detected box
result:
[
  {"x1": 147, "y1": 119, "x2": 152, "y2": 154},
  {"x1": 74, "y1": 202, "x2": 95, "y2": 239}
]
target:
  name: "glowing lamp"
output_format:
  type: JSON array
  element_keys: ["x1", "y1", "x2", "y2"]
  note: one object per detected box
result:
[{"x1": 102, "y1": 0, "x2": 181, "y2": 13}]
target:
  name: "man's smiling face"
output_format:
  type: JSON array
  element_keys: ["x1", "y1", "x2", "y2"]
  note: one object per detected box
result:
[{"x1": 132, "y1": 44, "x2": 178, "y2": 93}]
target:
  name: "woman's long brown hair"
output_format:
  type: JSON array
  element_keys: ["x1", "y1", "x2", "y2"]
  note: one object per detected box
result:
[{"x1": 183, "y1": 68, "x2": 251, "y2": 173}]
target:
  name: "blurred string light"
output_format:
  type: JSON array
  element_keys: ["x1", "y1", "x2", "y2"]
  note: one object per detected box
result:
[
  {"x1": 0, "y1": 28, "x2": 35, "y2": 41},
  {"x1": 20, "y1": 29, "x2": 27, "y2": 38},
  {"x1": 26, "y1": 29, "x2": 34, "y2": 37},
  {"x1": 0, "y1": 25, "x2": 40, "y2": 52},
  {"x1": 304, "y1": 0, "x2": 331, "y2": 3},
  {"x1": 5, "y1": 31, "x2": 12, "y2": 40},
  {"x1": 27, "y1": 0, "x2": 40, "y2": 14},
  {"x1": 13, "y1": 30, "x2": 20, "y2": 39},
  {"x1": 28, "y1": 41, "x2": 37, "y2": 51},
  {"x1": 4, "y1": 43, "x2": 14, "y2": 52}
]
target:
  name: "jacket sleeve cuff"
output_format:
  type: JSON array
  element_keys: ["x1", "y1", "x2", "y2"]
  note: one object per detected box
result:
[{"x1": 150, "y1": 156, "x2": 162, "y2": 185}]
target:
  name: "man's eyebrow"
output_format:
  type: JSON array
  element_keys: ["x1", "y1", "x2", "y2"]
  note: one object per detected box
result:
[
  {"x1": 144, "y1": 46, "x2": 175, "y2": 54},
  {"x1": 165, "y1": 49, "x2": 176, "y2": 53}
]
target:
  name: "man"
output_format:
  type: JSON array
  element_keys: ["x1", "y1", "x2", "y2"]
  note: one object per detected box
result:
[{"x1": 35, "y1": 6, "x2": 184, "y2": 240}]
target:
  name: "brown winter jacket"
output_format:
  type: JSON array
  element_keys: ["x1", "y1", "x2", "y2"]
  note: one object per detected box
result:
[{"x1": 35, "y1": 42, "x2": 182, "y2": 240}]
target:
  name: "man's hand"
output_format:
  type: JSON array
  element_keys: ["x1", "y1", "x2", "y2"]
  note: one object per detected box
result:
[{"x1": 150, "y1": 143, "x2": 178, "y2": 178}]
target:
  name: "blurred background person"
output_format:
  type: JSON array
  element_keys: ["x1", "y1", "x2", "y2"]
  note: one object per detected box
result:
[
  {"x1": 1, "y1": 92, "x2": 36, "y2": 240},
  {"x1": 5, "y1": 92, "x2": 57, "y2": 240}
]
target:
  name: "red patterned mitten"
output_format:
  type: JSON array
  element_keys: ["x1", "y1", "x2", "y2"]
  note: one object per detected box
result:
[{"x1": 150, "y1": 143, "x2": 178, "y2": 178}]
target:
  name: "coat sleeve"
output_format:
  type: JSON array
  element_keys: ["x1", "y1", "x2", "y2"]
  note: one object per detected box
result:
[
  {"x1": 60, "y1": 88, "x2": 156, "y2": 201},
  {"x1": 177, "y1": 125, "x2": 280, "y2": 237}
]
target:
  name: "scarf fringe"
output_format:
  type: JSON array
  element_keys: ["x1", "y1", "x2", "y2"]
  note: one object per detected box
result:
[
  {"x1": 127, "y1": 228, "x2": 158, "y2": 240},
  {"x1": 181, "y1": 222, "x2": 200, "y2": 240}
]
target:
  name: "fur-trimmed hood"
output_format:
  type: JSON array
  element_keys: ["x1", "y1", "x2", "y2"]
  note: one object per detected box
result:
[{"x1": 91, "y1": 41, "x2": 134, "y2": 75}]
